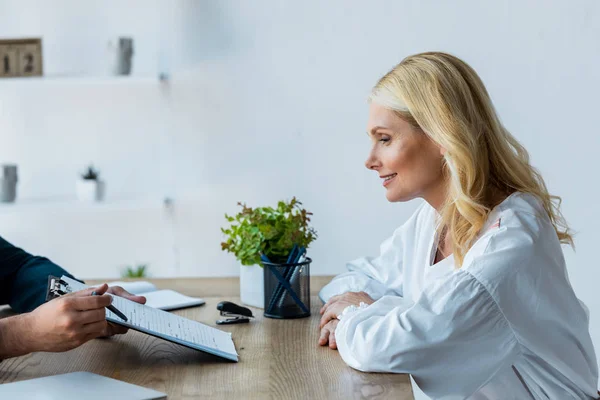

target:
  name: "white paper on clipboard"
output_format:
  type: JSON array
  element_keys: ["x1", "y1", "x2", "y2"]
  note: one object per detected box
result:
[{"x1": 61, "y1": 276, "x2": 238, "y2": 362}]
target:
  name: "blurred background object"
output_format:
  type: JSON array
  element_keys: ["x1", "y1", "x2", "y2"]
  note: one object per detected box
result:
[
  {"x1": 0, "y1": 164, "x2": 18, "y2": 202},
  {"x1": 121, "y1": 263, "x2": 148, "y2": 279},
  {"x1": 107, "y1": 36, "x2": 134, "y2": 76},
  {"x1": 0, "y1": 38, "x2": 43, "y2": 78},
  {"x1": 76, "y1": 164, "x2": 105, "y2": 202}
]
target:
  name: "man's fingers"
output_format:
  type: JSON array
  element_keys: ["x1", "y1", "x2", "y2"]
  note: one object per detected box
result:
[
  {"x1": 67, "y1": 283, "x2": 109, "y2": 298},
  {"x1": 68, "y1": 293, "x2": 112, "y2": 311},
  {"x1": 79, "y1": 308, "x2": 107, "y2": 325},
  {"x1": 107, "y1": 286, "x2": 147, "y2": 305},
  {"x1": 81, "y1": 331, "x2": 102, "y2": 345},
  {"x1": 105, "y1": 322, "x2": 128, "y2": 337},
  {"x1": 81, "y1": 320, "x2": 107, "y2": 336},
  {"x1": 110, "y1": 323, "x2": 129, "y2": 335}
]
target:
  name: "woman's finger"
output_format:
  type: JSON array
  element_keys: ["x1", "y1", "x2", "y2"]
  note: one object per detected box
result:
[
  {"x1": 320, "y1": 308, "x2": 339, "y2": 329},
  {"x1": 320, "y1": 301, "x2": 331, "y2": 317},
  {"x1": 320, "y1": 294, "x2": 343, "y2": 314},
  {"x1": 320, "y1": 297, "x2": 344, "y2": 317},
  {"x1": 319, "y1": 314, "x2": 330, "y2": 329},
  {"x1": 318, "y1": 326, "x2": 330, "y2": 346},
  {"x1": 329, "y1": 329, "x2": 337, "y2": 349}
]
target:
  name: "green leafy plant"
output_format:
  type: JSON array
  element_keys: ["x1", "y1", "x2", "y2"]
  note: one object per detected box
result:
[
  {"x1": 221, "y1": 197, "x2": 317, "y2": 266},
  {"x1": 81, "y1": 164, "x2": 100, "y2": 180},
  {"x1": 121, "y1": 263, "x2": 148, "y2": 278}
]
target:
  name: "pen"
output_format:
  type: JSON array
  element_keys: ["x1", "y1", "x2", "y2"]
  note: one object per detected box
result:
[{"x1": 91, "y1": 291, "x2": 128, "y2": 322}]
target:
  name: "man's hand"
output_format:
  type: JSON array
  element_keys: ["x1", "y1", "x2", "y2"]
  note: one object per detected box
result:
[
  {"x1": 319, "y1": 291, "x2": 375, "y2": 329},
  {"x1": 318, "y1": 319, "x2": 340, "y2": 349},
  {"x1": 0, "y1": 283, "x2": 146, "y2": 360},
  {"x1": 102, "y1": 285, "x2": 146, "y2": 336},
  {"x1": 25, "y1": 283, "x2": 113, "y2": 353},
  {"x1": 26, "y1": 283, "x2": 146, "y2": 352}
]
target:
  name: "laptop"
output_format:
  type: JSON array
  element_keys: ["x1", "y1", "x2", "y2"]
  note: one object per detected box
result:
[{"x1": 0, "y1": 371, "x2": 167, "y2": 400}]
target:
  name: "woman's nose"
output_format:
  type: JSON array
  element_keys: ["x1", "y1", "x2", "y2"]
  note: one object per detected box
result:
[{"x1": 365, "y1": 153, "x2": 380, "y2": 170}]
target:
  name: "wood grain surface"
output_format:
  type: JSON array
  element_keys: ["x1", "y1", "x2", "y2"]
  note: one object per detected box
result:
[{"x1": 0, "y1": 278, "x2": 413, "y2": 399}]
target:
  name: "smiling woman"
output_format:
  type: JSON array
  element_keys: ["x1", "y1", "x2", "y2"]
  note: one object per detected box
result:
[
  {"x1": 365, "y1": 106, "x2": 445, "y2": 207},
  {"x1": 367, "y1": 52, "x2": 573, "y2": 268},
  {"x1": 317, "y1": 52, "x2": 598, "y2": 399}
]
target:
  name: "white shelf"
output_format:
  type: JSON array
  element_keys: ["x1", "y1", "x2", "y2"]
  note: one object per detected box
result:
[
  {"x1": 0, "y1": 74, "x2": 168, "y2": 85},
  {"x1": 0, "y1": 196, "x2": 172, "y2": 213}
]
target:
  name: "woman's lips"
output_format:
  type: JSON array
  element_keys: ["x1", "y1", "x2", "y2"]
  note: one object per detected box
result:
[{"x1": 382, "y1": 173, "x2": 397, "y2": 187}]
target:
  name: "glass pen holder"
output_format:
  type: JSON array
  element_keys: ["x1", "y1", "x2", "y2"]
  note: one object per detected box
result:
[{"x1": 262, "y1": 257, "x2": 311, "y2": 319}]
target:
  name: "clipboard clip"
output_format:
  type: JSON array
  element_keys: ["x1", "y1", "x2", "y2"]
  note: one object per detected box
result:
[
  {"x1": 45, "y1": 275, "x2": 73, "y2": 302},
  {"x1": 216, "y1": 301, "x2": 254, "y2": 325}
]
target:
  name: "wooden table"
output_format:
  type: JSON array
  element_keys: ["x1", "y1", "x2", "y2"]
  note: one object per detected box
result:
[{"x1": 0, "y1": 277, "x2": 413, "y2": 399}]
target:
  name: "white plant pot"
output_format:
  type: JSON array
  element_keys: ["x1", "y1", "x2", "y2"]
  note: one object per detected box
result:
[
  {"x1": 239, "y1": 264, "x2": 264, "y2": 309},
  {"x1": 76, "y1": 180, "x2": 106, "y2": 202}
]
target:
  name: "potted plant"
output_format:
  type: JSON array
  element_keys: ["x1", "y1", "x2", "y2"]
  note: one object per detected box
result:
[
  {"x1": 76, "y1": 164, "x2": 106, "y2": 202},
  {"x1": 221, "y1": 197, "x2": 317, "y2": 315},
  {"x1": 121, "y1": 263, "x2": 148, "y2": 279}
]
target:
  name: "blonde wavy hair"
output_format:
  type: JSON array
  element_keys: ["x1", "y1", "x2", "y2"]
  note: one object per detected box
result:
[{"x1": 369, "y1": 51, "x2": 573, "y2": 267}]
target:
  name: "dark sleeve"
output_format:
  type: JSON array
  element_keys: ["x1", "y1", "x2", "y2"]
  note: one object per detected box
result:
[{"x1": 0, "y1": 235, "x2": 80, "y2": 313}]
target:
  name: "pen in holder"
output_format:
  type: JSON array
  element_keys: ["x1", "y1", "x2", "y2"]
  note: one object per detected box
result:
[{"x1": 262, "y1": 246, "x2": 311, "y2": 319}]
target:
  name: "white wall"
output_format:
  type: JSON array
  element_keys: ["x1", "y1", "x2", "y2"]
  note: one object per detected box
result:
[{"x1": 1, "y1": 0, "x2": 600, "y2": 368}]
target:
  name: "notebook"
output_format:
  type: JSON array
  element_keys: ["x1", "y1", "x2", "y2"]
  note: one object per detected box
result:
[
  {"x1": 106, "y1": 280, "x2": 205, "y2": 311},
  {"x1": 0, "y1": 371, "x2": 167, "y2": 400},
  {"x1": 61, "y1": 276, "x2": 238, "y2": 362}
]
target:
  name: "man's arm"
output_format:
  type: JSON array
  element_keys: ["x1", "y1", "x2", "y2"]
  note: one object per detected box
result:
[
  {"x1": 0, "y1": 235, "x2": 78, "y2": 313},
  {"x1": 0, "y1": 286, "x2": 115, "y2": 360},
  {"x1": 0, "y1": 314, "x2": 35, "y2": 359}
]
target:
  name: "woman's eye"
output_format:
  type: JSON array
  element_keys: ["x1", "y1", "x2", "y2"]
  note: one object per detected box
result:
[{"x1": 379, "y1": 138, "x2": 390, "y2": 143}]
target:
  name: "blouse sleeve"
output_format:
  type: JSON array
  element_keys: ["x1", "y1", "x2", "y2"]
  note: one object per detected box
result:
[
  {"x1": 318, "y1": 203, "x2": 429, "y2": 303},
  {"x1": 318, "y1": 232, "x2": 404, "y2": 303},
  {"x1": 334, "y1": 269, "x2": 519, "y2": 398}
]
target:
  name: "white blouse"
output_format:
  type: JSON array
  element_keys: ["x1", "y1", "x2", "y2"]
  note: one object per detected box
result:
[{"x1": 319, "y1": 193, "x2": 598, "y2": 399}]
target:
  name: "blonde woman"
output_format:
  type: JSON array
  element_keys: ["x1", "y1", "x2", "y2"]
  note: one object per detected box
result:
[{"x1": 318, "y1": 52, "x2": 598, "y2": 399}]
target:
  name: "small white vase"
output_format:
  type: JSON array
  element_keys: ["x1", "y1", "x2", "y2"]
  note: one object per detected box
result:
[
  {"x1": 239, "y1": 264, "x2": 264, "y2": 309},
  {"x1": 76, "y1": 180, "x2": 106, "y2": 202},
  {"x1": 0, "y1": 165, "x2": 17, "y2": 203},
  {"x1": 106, "y1": 37, "x2": 134, "y2": 76}
]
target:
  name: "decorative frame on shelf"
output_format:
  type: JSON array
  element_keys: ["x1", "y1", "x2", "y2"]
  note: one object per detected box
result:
[{"x1": 0, "y1": 38, "x2": 43, "y2": 78}]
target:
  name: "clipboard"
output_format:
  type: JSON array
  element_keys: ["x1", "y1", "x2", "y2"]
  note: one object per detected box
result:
[
  {"x1": 46, "y1": 275, "x2": 73, "y2": 301},
  {"x1": 46, "y1": 275, "x2": 239, "y2": 362}
]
